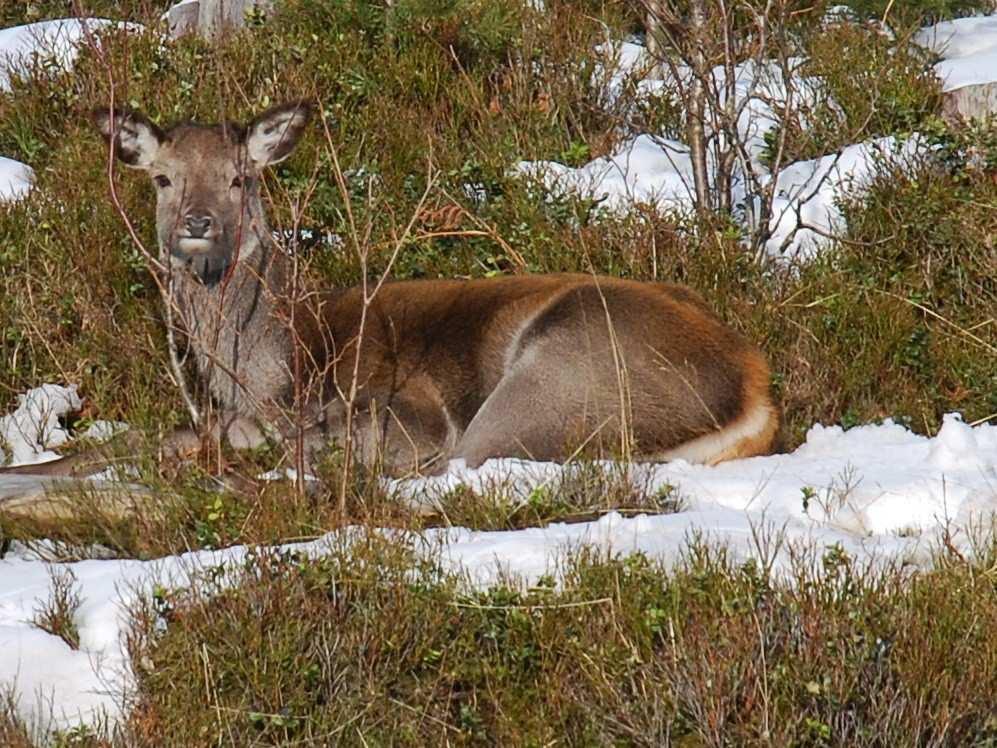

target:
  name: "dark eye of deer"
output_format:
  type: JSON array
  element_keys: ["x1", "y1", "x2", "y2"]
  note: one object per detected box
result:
[
  {"x1": 154, "y1": 175, "x2": 171, "y2": 189},
  {"x1": 231, "y1": 176, "x2": 244, "y2": 189}
]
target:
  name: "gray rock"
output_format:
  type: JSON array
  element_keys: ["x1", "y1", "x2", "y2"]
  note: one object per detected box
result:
[
  {"x1": 165, "y1": 0, "x2": 201, "y2": 39},
  {"x1": 942, "y1": 82, "x2": 997, "y2": 124},
  {"x1": 165, "y1": 0, "x2": 275, "y2": 40}
]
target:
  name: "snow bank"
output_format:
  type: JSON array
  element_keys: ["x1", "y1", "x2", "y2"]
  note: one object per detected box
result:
[
  {"x1": 517, "y1": 134, "x2": 697, "y2": 214},
  {"x1": 397, "y1": 414, "x2": 997, "y2": 551},
  {"x1": 1, "y1": 409, "x2": 995, "y2": 734},
  {"x1": 0, "y1": 385, "x2": 123, "y2": 468},
  {"x1": 916, "y1": 14, "x2": 997, "y2": 61},
  {"x1": 524, "y1": 13, "x2": 997, "y2": 261},
  {"x1": 917, "y1": 13, "x2": 997, "y2": 92},
  {"x1": 0, "y1": 156, "x2": 33, "y2": 202},
  {"x1": 0, "y1": 19, "x2": 134, "y2": 92},
  {"x1": 763, "y1": 135, "x2": 924, "y2": 260},
  {"x1": 517, "y1": 131, "x2": 924, "y2": 261},
  {"x1": 596, "y1": 42, "x2": 820, "y2": 167}
]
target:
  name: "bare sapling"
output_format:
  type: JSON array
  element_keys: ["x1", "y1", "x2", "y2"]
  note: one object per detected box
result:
[{"x1": 641, "y1": 0, "x2": 887, "y2": 259}]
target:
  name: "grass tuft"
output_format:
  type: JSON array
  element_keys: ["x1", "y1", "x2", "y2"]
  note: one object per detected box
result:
[{"x1": 31, "y1": 565, "x2": 82, "y2": 650}]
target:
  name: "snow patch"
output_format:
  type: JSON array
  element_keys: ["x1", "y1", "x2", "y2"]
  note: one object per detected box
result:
[
  {"x1": 517, "y1": 132, "x2": 925, "y2": 261},
  {"x1": 917, "y1": 13, "x2": 997, "y2": 92},
  {"x1": 518, "y1": 40, "x2": 914, "y2": 261},
  {"x1": 763, "y1": 135, "x2": 925, "y2": 260},
  {"x1": 1, "y1": 383, "x2": 997, "y2": 734},
  {"x1": 916, "y1": 14, "x2": 997, "y2": 61},
  {"x1": 394, "y1": 416, "x2": 997, "y2": 544},
  {"x1": 0, "y1": 19, "x2": 136, "y2": 92},
  {"x1": 0, "y1": 156, "x2": 33, "y2": 202},
  {"x1": 0, "y1": 385, "x2": 82, "y2": 467}
]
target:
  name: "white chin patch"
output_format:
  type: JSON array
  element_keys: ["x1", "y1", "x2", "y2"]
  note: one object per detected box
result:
[{"x1": 176, "y1": 238, "x2": 215, "y2": 253}]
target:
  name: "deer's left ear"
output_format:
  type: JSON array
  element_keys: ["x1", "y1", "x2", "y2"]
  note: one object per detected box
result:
[
  {"x1": 244, "y1": 101, "x2": 313, "y2": 169},
  {"x1": 92, "y1": 107, "x2": 164, "y2": 169}
]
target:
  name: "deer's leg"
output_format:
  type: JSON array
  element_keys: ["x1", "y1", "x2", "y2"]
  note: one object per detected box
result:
[
  {"x1": 0, "y1": 412, "x2": 269, "y2": 478},
  {"x1": 451, "y1": 362, "x2": 617, "y2": 469},
  {"x1": 0, "y1": 451, "x2": 126, "y2": 478},
  {"x1": 315, "y1": 396, "x2": 452, "y2": 478}
]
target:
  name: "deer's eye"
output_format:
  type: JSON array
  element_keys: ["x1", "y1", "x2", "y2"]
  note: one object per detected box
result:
[
  {"x1": 153, "y1": 175, "x2": 172, "y2": 189},
  {"x1": 230, "y1": 176, "x2": 244, "y2": 189}
]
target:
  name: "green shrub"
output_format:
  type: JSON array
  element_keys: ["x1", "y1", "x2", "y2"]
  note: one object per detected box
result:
[
  {"x1": 766, "y1": 21, "x2": 943, "y2": 165},
  {"x1": 121, "y1": 537, "x2": 997, "y2": 746}
]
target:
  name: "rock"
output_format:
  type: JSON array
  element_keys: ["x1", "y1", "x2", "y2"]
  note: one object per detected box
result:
[
  {"x1": 942, "y1": 81, "x2": 997, "y2": 124},
  {"x1": 166, "y1": 0, "x2": 275, "y2": 40},
  {"x1": 165, "y1": 0, "x2": 201, "y2": 38}
]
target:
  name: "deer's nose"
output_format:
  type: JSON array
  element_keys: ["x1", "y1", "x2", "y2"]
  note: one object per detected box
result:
[{"x1": 184, "y1": 214, "x2": 213, "y2": 238}]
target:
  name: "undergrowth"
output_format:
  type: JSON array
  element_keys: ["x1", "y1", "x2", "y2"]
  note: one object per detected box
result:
[{"x1": 113, "y1": 537, "x2": 997, "y2": 746}]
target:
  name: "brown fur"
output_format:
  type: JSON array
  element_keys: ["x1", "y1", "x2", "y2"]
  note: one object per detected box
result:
[{"x1": 3, "y1": 104, "x2": 780, "y2": 479}]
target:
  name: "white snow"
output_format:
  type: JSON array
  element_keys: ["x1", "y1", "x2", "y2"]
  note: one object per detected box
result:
[
  {"x1": 763, "y1": 135, "x2": 924, "y2": 260},
  {"x1": 517, "y1": 130, "x2": 925, "y2": 261},
  {"x1": 1, "y1": 18, "x2": 140, "y2": 204},
  {"x1": 517, "y1": 134, "x2": 698, "y2": 214},
  {"x1": 523, "y1": 13, "x2": 997, "y2": 260},
  {"x1": 916, "y1": 14, "x2": 997, "y2": 61},
  {"x1": 0, "y1": 385, "x2": 82, "y2": 468},
  {"x1": 595, "y1": 40, "x2": 658, "y2": 105},
  {"x1": 0, "y1": 19, "x2": 134, "y2": 92},
  {"x1": 934, "y1": 49, "x2": 997, "y2": 91},
  {"x1": 397, "y1": 414, "x2": 997, "y2": 547},
  {"x1": 917, "y1": 13, "x2": 997, "y2": 92},
  {"x1": 0, "y1": 156, "x2": 33, "y2": 202}
]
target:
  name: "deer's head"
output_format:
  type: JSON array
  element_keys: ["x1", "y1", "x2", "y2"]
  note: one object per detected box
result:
[{"x1": 94, "y1": 102, "x2": 312, "y2": 286}]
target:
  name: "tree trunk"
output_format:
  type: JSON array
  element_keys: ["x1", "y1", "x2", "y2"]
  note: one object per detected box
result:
[
  {"x1": 686, "y1": 0, "x2": 712, "y2": 216},
  {"x1": 644, "y1": 0, "x2": 665, "y2": 61}
]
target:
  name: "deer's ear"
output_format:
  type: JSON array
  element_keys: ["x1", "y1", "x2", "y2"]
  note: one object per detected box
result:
[
  {"x1": 244, "y1": 101, "x2": 312, "y2": 169},
  {"x1": 92, "y1": 108, "x2": 164, "y2": 169}
]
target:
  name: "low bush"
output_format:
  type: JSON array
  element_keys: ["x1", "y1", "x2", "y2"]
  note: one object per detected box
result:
[{"x1": 119, "y1": 536, "x2": 997, "y2": 746}]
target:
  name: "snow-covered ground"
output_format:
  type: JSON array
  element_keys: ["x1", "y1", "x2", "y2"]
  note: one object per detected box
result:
[
  {"x1": 515, "y1": 39, "x2": 932, "y2": 261},
  {"x1": 518, "y1": 131, "x2": 924, "y2": 262},
  {"x1": 1, "y1": 385, "x2": 996, "y2": 734},
  {"x1": 0, "y1": 385, "x2": 82, "y2": 468},
  {"x1": 516, "y1": 14, "x2": 997, "y2": 261},
  {"x1": 0, "y1": 19, "x2": 130, "y2": 92},
  {"x1": 0, "y1": 18, "x2": 136, "y2": 204}
]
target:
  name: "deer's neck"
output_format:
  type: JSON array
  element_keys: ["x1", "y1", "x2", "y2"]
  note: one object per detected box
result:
[{"x1": 173, "y1": 238, "x2": 294, "y2": 415}]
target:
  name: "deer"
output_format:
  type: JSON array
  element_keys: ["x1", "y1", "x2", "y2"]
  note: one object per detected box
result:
[{"x1": 2, "y1": 102, "x2": 779, "y2": 483}]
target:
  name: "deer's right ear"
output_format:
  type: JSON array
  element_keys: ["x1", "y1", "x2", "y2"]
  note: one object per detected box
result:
[{"x1": 92, "y1": 108, "x2": 164, "y2": 169}]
